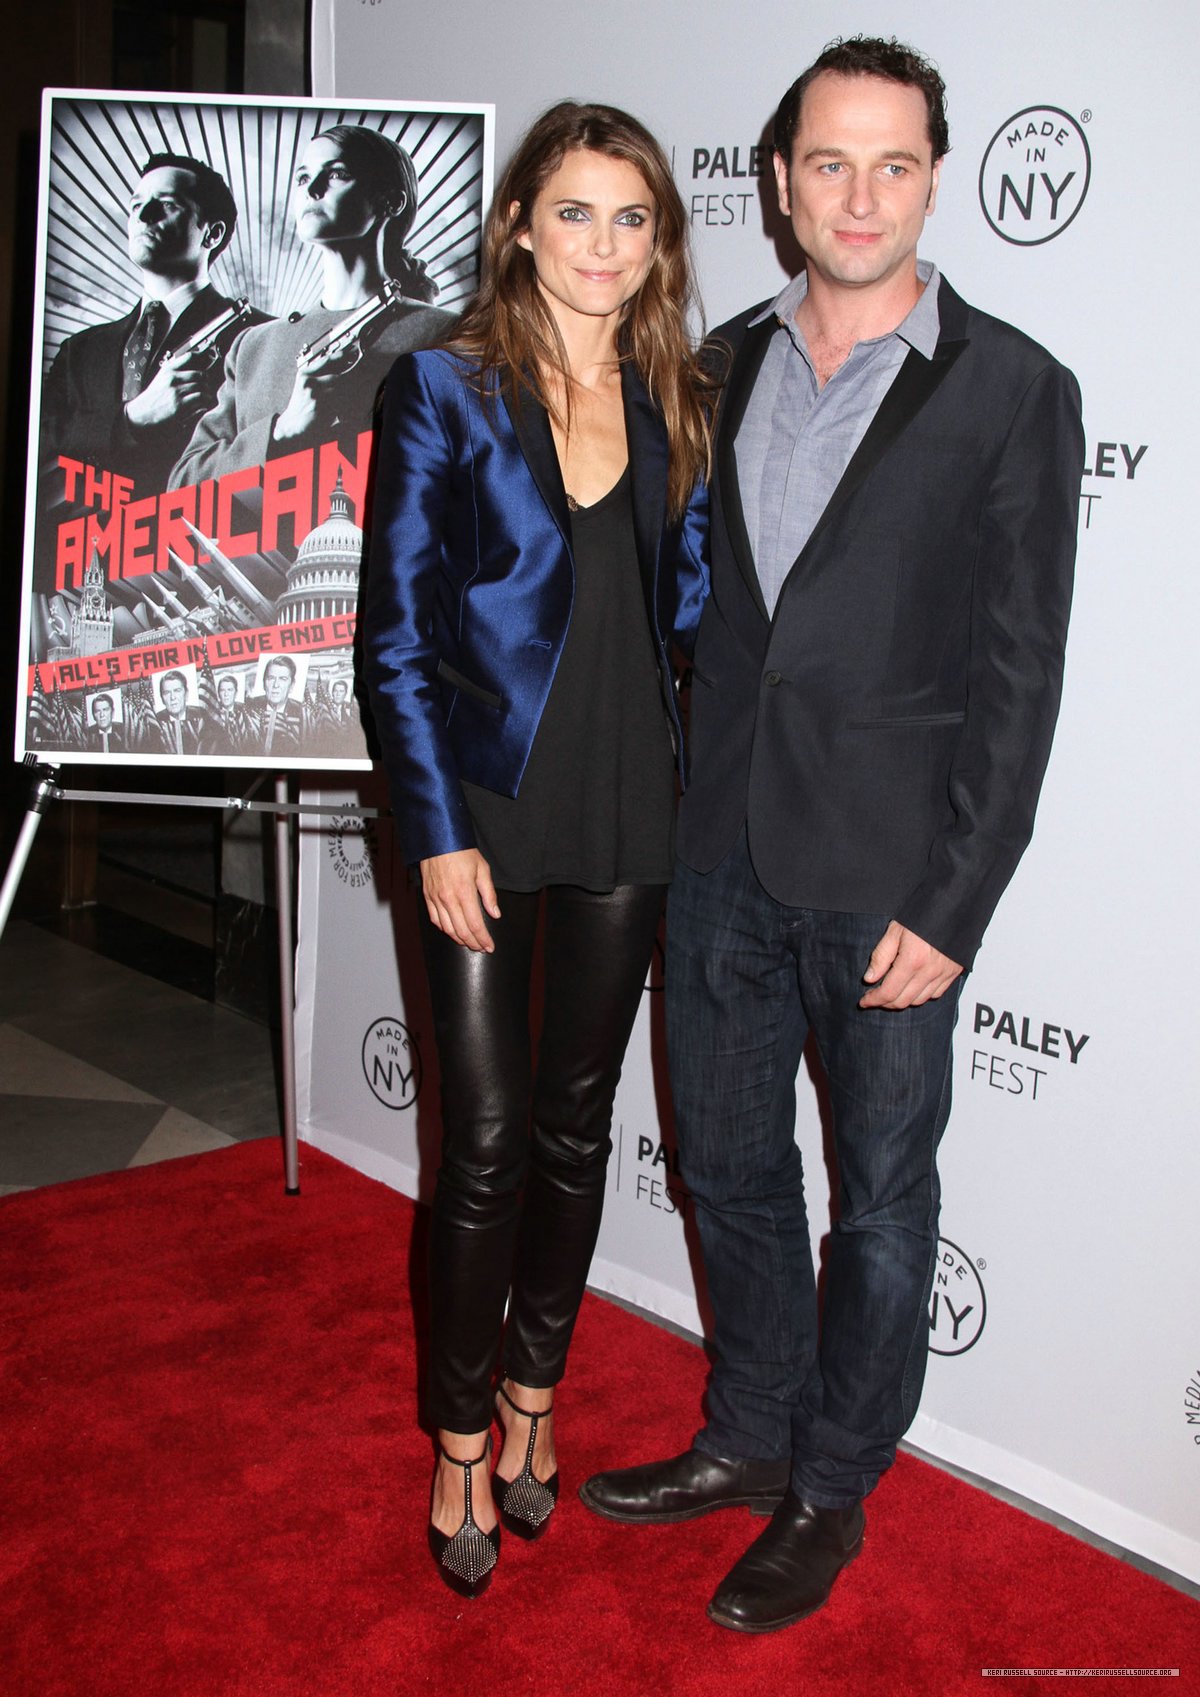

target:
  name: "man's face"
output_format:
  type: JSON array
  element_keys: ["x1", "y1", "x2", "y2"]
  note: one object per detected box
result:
[
  {"x1": 93, "y1": 698, "x2": 113, "y2": 729},
  {"x1": 127, "y1": 167, "x2": 221, "y2": 281},
  {"x1": 774, "y1": 72, "x2": 939, "y2": 296},
  {"x1": 332, "y1": 682, "x2": 348, "y2": 704},
  {"x1": 264, "y1": 664, "x2": 292, "y2": 706},
  {"x1": 161, "y1": 678, "x2": 187, "y2": 716},
  {"x1": 218, "y1": 678, "x2": 237, "y2": 707}
]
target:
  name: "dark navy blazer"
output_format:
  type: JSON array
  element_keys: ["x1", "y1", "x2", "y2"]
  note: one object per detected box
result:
[
  {"x1": 364, "y1": 349, "x2": 709, "y2": 866},
  {"x1": 680, "y1": 277, "x2": 1083, "y2": 967}
]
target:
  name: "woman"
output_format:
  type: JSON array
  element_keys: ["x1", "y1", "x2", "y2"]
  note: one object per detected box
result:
[
  {"x1": 364, "y1": 102, "x2": 711, "y2": 1599},
  {"x1": 172, "y1": 124, "x2": 452, "y2": 487}
]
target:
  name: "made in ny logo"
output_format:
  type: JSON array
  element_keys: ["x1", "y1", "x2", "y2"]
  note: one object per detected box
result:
[
  {"x1": 327, "y1": 814, "x2": 377, "y2": 889},
  {"x1": 361, "y1": 1016, "x2": 422, "y2": 1110},
  {"x1": 979, "y1": 106, "x2": 1091, "y2": 245},
  {"x1": 1184, "y1": 1366, "x2": 1200, "y2": 1448},
  {"x1": 929, "y1": 1237, "x2": 987, "y2": 1356}
]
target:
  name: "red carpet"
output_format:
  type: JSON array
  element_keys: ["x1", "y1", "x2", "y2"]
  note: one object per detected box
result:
[{"x1": 3, "y1": 1140, "x2": 1195, "y2": 1697}]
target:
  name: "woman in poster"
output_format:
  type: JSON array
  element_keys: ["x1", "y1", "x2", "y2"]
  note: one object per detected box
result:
[
  {"x1": 365, "y1": 102, "x2": 711, "y2": 1598},
  {"x1": 171, "y1": 124, "x2": 453, "y2": 487}
]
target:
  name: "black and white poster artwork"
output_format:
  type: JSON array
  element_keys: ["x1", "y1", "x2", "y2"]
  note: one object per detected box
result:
[{"x1": 16, "y1": 91, "x2": 493, "y2": 769}]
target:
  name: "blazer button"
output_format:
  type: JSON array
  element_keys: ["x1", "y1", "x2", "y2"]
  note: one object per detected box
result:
[{"x1": 764, "y1": 670, "x2": 783, "y2": 687}]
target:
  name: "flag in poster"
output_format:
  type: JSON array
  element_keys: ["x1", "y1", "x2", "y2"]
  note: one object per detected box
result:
[{"x1": 16, "y1": 90, "x2": 493, "y2": 769}]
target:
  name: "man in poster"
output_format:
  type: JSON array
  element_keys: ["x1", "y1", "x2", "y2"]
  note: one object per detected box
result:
[
  {"x1": 85, "y1": 692, "x2": 124, "y2": 754},
  {"x1": 40, "y1": 153, "x2": 267, "y2": 497},
  {"x1": 153, "y1": 669, "x2": 208, "y2": 756},
  {"x1": 248, "y1": 656, "x2": 304, "y2": 756},
  {"x1": 204, "y1": 674, "x2": 253, "y2": 756},
  {"x1": 581, "y1": 37, "x2": 1083, "y2": 1634}
]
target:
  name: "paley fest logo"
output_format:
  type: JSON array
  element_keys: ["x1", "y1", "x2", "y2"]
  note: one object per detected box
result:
[
  {"x1": 361, "y1": 1016, "x2": 422, "y2": 1110},
  {"x1": 677, "y1": 140, "x2": 769, "y2": 229},
  {"x1": 929, "y1": 1238, "x2": 987, "y2": 1356},
  {"x1": 968, "y1": 1001, "x2": 1090, "y2": 1102},
  {"x1": 979, "y1": 105, "x2": 1090, "y2": 245},
  {"x1": 1079, "y1": 434, "x2": 1149, "y2": 532},
  {"x1": 327, "y1": 814, "x2": 377, "y2": 889},
  {"x1": 616, "y1": 1125, "x2": 690, "y2": 1220}
]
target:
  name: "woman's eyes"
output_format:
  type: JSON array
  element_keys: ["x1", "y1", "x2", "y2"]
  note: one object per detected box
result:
[{"x1": 555, "y1": 206, "x2": 648, "y2": 227}]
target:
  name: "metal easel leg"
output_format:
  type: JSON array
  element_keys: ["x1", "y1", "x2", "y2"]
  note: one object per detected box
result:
[
  {"x1": 274, "y1": 774, "x2": 300, "y2": 1195},
  {"x1": 0, "y1": 763, "x2": 61, "y2": 943}
]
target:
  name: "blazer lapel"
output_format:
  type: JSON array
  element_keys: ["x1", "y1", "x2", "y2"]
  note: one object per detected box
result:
[
  {"x1": 621, "y1": 361, "x2": 668, "y2": 623},
  {"x1": 795, "y1": 333, "x2": 968, "y2": 566},
  {"x1": 788, "y1": 279, "x2": 972, "y2": 577},
  {"x1": 714, "y1": 316, "x2": 776, "y2": 622},
  {"x1": 500, "y1": 381, "x2": 572, "y2": 549}
]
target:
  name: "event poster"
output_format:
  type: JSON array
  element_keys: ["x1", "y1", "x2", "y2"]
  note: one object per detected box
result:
[{"x1": 16, "y1": 91, "x2": 493, "y2": 769}]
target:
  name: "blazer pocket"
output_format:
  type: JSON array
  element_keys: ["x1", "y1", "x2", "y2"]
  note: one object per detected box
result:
[
  {"x1": 436, "y1": 657, "x2": 503, "y2": 710},
  {"x1": 846, "y1": 711, "x2": 966, "y2": 729}
]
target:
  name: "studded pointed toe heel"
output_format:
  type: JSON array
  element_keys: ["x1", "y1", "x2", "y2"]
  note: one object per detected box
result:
[
  {"x1": 494, "y1": 1382, "x2": 560, "y2": 1541},
  {"x1": 428, "y1": 1443, "x2": 500, "y2": 1599}
]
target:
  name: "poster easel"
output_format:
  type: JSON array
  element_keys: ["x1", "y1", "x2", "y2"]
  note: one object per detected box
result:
[{"x1": 0, "y1": 757, "x2": 382, "y2": 1195}]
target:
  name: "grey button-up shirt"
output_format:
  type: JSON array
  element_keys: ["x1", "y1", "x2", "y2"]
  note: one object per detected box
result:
[{"x1": 736, "y1": 259, "x2": 941, "y2": 616}]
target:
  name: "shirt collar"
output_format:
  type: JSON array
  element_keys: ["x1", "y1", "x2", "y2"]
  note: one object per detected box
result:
[
  {"x1": 750, "y1": 259, "x2": 941, "y2": 359},
  {"x1": 140, "y1": 279, "x2": 204, "y2": 327}
]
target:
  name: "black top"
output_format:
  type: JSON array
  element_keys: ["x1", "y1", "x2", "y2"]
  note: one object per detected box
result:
[{"x1": 462, "y1": 465, "x2": 675, "y2": 891}]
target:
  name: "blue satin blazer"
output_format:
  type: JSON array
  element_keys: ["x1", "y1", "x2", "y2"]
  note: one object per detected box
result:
[{"x1": 364, "y1": 349, "x2": 710, "y2": 865}]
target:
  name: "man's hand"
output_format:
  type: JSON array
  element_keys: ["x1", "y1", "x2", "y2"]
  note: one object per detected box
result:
[
  {"x1": 419, "y1": 849, "x2": 501, "y2": 953},
  {"x1": 860, "y1": 920, "x2": 962, "y2": 1010},
  {"x1": 124, "y1": 358, "x2": 209, "y2": 427}
]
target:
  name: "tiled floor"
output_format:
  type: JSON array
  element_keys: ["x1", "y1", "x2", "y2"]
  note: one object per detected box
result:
[{"x1": 0, "y1": 917, "x2": 279, "y2": 1195}]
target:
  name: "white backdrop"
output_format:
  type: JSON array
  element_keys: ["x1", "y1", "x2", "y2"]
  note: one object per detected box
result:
[{"x1": 295, "y1": 0, "x2": 1200, "y2": 1585}]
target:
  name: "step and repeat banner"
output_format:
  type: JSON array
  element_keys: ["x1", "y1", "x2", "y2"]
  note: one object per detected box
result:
[{"x1": 294, "y1": 0, "x2": 1199, "y2": 1584}]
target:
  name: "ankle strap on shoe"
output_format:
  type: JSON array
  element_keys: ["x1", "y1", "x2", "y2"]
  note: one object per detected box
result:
[
  {"x1": 438, "y1": 1444, "x2": 489, "y2": 1469},
  {"x1": 497, "y1": 1382, "x2": 553, "y2": 1420}
]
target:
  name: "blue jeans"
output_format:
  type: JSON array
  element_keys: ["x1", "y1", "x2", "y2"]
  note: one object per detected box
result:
[{"x1": 665, "y1": 831, "x2": 961, "y2": 1508}]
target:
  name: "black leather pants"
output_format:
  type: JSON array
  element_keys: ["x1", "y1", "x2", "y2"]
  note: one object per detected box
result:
[{"x1": 420, "y1": 881, "x2": 664, "y2": 1433}]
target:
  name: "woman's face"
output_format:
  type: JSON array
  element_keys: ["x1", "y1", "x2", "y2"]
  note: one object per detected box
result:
[
  {"x1": 514, "y1": 148, "x2": 656, "y2": 330},
  {"x1": 292, "y1": 134, "x2": 390, "y2": 245}
]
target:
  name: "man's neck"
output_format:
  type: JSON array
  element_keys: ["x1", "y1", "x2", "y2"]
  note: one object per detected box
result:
[
  {"x1": 796, "y1": 263, "x2": 925, "y2": 353},
  {"x1": 139, "y1": 267, "x2": 207, "y2": 306}
]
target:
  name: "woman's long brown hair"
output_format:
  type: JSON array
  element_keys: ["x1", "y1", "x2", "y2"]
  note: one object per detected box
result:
[{"x1": 452, "y1": 102, "x2": 713, "y2": 518}]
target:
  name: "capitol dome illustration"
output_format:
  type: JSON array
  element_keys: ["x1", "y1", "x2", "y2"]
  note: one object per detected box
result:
[{"x1": 276, "y1": 468, "x2": 363, "y2": 625}]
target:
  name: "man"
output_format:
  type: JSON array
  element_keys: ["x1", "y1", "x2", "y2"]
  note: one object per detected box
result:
[
  {"x1": 154, "y1": 668, "x2": 207, "y2": 756},
  {"x1": 205, "y1": 672, "x2": 252, "y2": 756},
  {"x1": 41, "y1": 153, "x2": 267, "y2": 497},
  {"x1": 249, "y1": 655, "x2": 304, "y2": 756},
  {"x1": 85, "y1": 692, "x2": 124, "y2": 754},
  {"x1": 581, "y1": 38, "x2": 1083, "y2": 1635},
  {"x1": 329, "y1": 678, "x2": 354, "y2": 727}
]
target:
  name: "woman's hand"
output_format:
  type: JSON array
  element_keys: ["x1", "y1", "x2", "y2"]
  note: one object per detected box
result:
[
  {"x1": 273, "y1": 361, "x2": 337, "y2": 443},
  {"x1": 419, "y1": 849, "x2": 501, "y2": 952}
]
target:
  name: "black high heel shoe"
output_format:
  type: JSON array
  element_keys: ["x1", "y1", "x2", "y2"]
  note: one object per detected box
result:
[
  {"x1": 428, "y1": 1442, "x2": 500, "y2": 1599},
  {"x1": 494, "y1": 1382, "x2": 560, "y2": 1540}
]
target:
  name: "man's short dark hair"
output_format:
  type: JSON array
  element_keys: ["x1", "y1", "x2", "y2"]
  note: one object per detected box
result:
[
  {"x1": 160, "y1": 668, "x2": 188, "y2": 697},
  {"x1": 92, "y1": 692, "x2": 114, "y2": 713},
  {"x1": 773, "y1": 36, "x2": 950, "y2": 165},
  {"x1": 140, "y1": 152, "x2": 238, "y2": 259}
]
